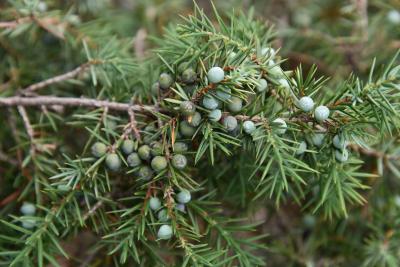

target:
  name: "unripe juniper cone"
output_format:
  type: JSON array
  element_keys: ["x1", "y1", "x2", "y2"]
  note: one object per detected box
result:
[
  {"x1": 127, "y1": 152, "x2": 141, "y2": 167},
  {"x1": 257, "y1": 78, "x2": 268, "y2": 92},
  {"x1": 314, "y1": 105, "x2": 330, "y2": 122},
  {"x1": 137, "y1": 166, "x2": 153, "y2": 181},
  {"x1": 311, "y1": 133, "x2": 325, "y2": 147},
  {"x1": 173, "y1": 142, "x2": 188, "y2": 153},
  {"x1": 138, "y1": 145, "x2": 151, "y2": 160},
  {"x1": 150, "y1": 141, "x2": 163, "y2": 156},
  {"x1": 298, "y1": 96, "x2": 314, "y2": 112},
  {"x1": 243, "y1": 120, "x2": 256, "y2": 134},
  {"x1": 333, "y1": 135, "x2": 348, "y2": 150},
  {"x1": 179, "y1": 121, "x2": 196, "y2": 137},
  {"x1": 216, "y1": 88, "x2": 232, "y2": 100},
  {"x1": 228, "y1": 96, "x2": 243, "y2": 112},
  {"x1": 208, "y1": 109, "x2": 222, "y2": 122},
  {"x1": 202, "y1": 95, "x2": 219, "y2": 110},
  {"x1": 172, "y1": 154, "x2": 187, "y2": 169},
  {"x1": 105, "y1": 153, "x2": 121, "y2": 171},
  {"x1": 121, "y1": 139, "x2": 134, "y2": 155},
  {"x1": 20, "y1": 202, "x2": 36, "y2": 216},
  {"x1": 158, "y1": 73, "x2": 173, "y2": 89},
  {"x1": 223, "y1": 116, "x2": 238, "y2": 131},
  {"x1": 273, "y1": 118, "x2": 287, "y2": 134},
  {"x1": 177, "y1": 189, "x2": 191, "y2": 204},
  {"x1": 181, "y1": 68, "x2": 197, "y2": 84},
  {"x1": 157, "y1": 224, "x2": 172, "y2": 240},
  {"x1": 335, "y1": 149, "x2": 349, "y2": 162},
  {"x1": 180, "y1": 101, "x2": 196, "y2": 116},
  {"x1": 188, "y1": 112, "x2": 202, "y2": 127},
  {"x1": 151, "y1": 156, "x2": 168, "y2": 172},
  {"x1": 91, "y1": 142, "x2": 107, "y2": 158},
  {"x1": 149, "y1": 197, "x2": 161, "y2": 211},
  {"x1": 296, "y1": 141, "x2": 307, "y2": 155},
  {"x1": 157, "y1": 209, "x2": 170, "y2": 222},
  {"x1": 207, "y1": 66, "x2": 225, "y2": 83}
]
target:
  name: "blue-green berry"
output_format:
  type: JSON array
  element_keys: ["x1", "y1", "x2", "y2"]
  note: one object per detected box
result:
[
  {"x1": 176, "y1": 203, "x2": 185, "y2": 212},
  {"x1": 216, "y1": 88, "x2": 231, "y2": 100},
  {"x1": 173, "y1": 142, "x2": 188, "y2": 153},
  {"x1": 178, "y1": 62, "x2": 190, "y2": 73},
  {"x1": 91, "y1": 142, "x2": 107, "y2": 158},
  {"x1": 138, "y1": 166, "x2": 153, "y2": 181},
  {"x1": 257, "y1": 79, "x2": 268, "y2": 92},
  {"x1": 188, "y1": 112, "x2": 202, "y2": 127},
  {"x1": 298, "y1": 96, "x2": 314, "y2": 112},
  {"x1": 105, "y1": 153, "x2": 121, "y2": 171},
  {"x1": 223, "y1": 116, "x2": 238, "y2": 132},
  {"x1": 20, "y1": 202, "x2": 36, "y2": 216},
  {"x1": 261, "y1": 47, "x2": 276, "y2": 57},
  {"x1": 269, "y1": 64, "x2": 284, "y2": 77},
  {"x1": 138, "y1": 145, "x2": 151, "y2": 160},
  {"x1": 208, "y1": 109, "x2": 222, "y2": 122},
  {"x1": 333, "y1": 135, "x2": 348, "y2": 151},
  {"x1": 180, "y1": 101, "x2": 196, "y2": 116},
  {"x1": 180, "y1": 121, "x2": 196, "y2": 137},
  {"x1": 335, "y1": 149, "x2": 349, "y2": 162},
  {"x1": 151, "y1": 156, "x2": 168, "y2": 172},
  {"x1": 150, "y1": 141, "x2": 163, "y2": 156},
  {"x1": 157, "y1": 224, "x2": 173, "y2": 240},
  {"x1": 121, "y1": 139, "x2": 135, "y2": 155},
  {"x1": 273, "y1": 118, "x2": 287, "y2": 134},
  {"x1": 314, "y1": 106, "x2": 330, "y2": 122},
  {"x1": 207, "y1": 67, "x2": 225, "y2": 83},
  {"x1": 157, "y1": 209, "x2": 170, "y2": 222},
  {"x1": 227, "y1": 97, "x2": 243, "y2": 113},
  {"x1": 159, "y1": 73, "x2": 173, "y2": 90},
  {"x1": 172, "y1": 154, "x2": 187, "y2": 169},
  {"x1": 278, "y1": 78, "x2": 290, "y2": 90},
  {"x1": 311, "y1": 133, "x2": 325, "y2": 147},
  {"x1": 243, "y1": 120, "x2": 256, "y2": 134},
  {"x1": 295, "y1": 141, "x2": 307, "y2": 155},
  {"x1": 149, "y1": 197, "x2": 161, "y2": 211},
  {"x1": 151, "y1": 82, "x2": 160, "y2": 95},
  {"x1": 182, "y1": 68, "x2": 197, "y2": 84},
  {"x1": 22, "y1": 219, "x2": 36, "y2": 229},
  {"x1": 202, "y1": 95, "x2": 219, "y2": 110},
  {"x1": 176, "y1": 189, "x2": 191, "y2": 204},
  {"x1": 127, "y1": 152, "x2": 141, "y2": 167}
]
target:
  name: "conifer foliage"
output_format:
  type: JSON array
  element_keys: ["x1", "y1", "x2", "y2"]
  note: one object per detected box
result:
[{"x1": 0, "y1": 1, "x2": 400, "y2": 266}]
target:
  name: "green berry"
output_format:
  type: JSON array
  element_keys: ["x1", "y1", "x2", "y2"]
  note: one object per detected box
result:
[
  {"x1": 182, "y1": 68, "x2": 197, "y2": 84},
  {"x1": 127, "y1": 152, "x2": 141, "y2": 167},
  {"x1": 188, "y1": 112, "x2": 202, "y2": 127},
  {"x1": 243, "y1": 120, "x2": 256, "y2": 134},
  {"x1": 173, "y1": 142, "x2": 188, "y2": 153},
  {"x1": 121, "y1": 139, "x2": 134, "y2": 155},
  {"x1": 105, "y1": 153, "x2": 121, "y2": 171},
  {"x1": 150, "y1": 141, "x2": 163, "y2": 156},
  {"x1": 151, "y1": 156, "x2": 168, "y2": 172},
  {"x1": 278, "y1": 78, "x2": 290, "y2": 90},
  {"x1": 22, "y1": 219, "x2": 36, "y2": 229},
  {"x1": 202, "y1": 95, "x2": 219, "y2": 110},
  {"x1": 333, "y1": 135, "x2": 348, "y2": 150},
  {"x1": 138, "y1": 145, "x2": 151, "y2": 160},
  {"x1": 311, "y1": 133, "x2": 325, "y2": 147},
  {"x1": 179, "y1": 121, "x2": 196, "y2": 138},
  {"x1": 207, "y1": 66, "x2": 225, "y2": 83},
  {"x1": 261, "y1": 47, "x2": 276, "y2": 57},
  {"x1": 298, "y1": 96, "x2": 314, "y2": 112},
  {"x1": 257, "y1": 79, "x2": 268, "y2": 92},
  {"x1": 227, "y1": 97, "x2": 243, "y2": 113},
  {"x1": 149, "y1": 197, "x2": 161, "y2": 211},
  {"x1": 223, "y1": 116, "x2": 238, "y2": 132},
  {"x1": 172, "y1": 154, "x2": 187, "y2": 169},
  {"x1": 159, "y1": 73, "x2": 173, "y2": 89},
  {"x1": 180, "y1": 101, "x2": 196, "y2": 116},
  {"x1": 157, "y1": 224, "x2": 172, "y2": 240},
  {"x1": 157, "y1": 209, "x2": 170, "y2": 222},
  {"x1": 151, "y1": 82, "x2": 160, "y2": 95},
  {"x1": 335, "y1": 149, "x2": 349, "y2": 162},
  {"x1": 296, "y1": 141, "x2": 307, "y2": 155},
  {"x1": 208, "y1": 109, "x2": 222, "y2": 122},
  {"x1": 91, "y1": 142, "x2": 107, "y2": 158},
  {"x1": 176, "y1": 189, "x2": 191, "y2": 204},
  {"x1": 314, "y1": 106, "x2": 330, "y2": 122},
  {"x1": 272, "y1": 118, "x2": 287, "y2": 134},
  {"x1": 20, "y1": 202, "x2": 36, "y2": 216},
  {"x1": 216, "y1": 88, "x2": 231, "y2": 100},
  {"x1": 138, "y1": 166, "x2": 153, "y2": 181},
  {"x1": 178, "y1": 62, "x2": 190, "y2": 74},
  {"x1": 176, "y1": 203, "x2": 185, "y2": 212},
  {"x1": 268, "y1": 63, "x2": 284, "y2": 77}
]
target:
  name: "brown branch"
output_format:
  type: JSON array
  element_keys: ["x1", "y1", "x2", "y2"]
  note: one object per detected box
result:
[
  {"x1": 17, "y1": 105, "x2": 36, "y2": 155},
  {"x1": 0, "y1": 96, "x2": 157, "y2": 113},
  {"x1": 0, "y1": 17, "x2": 32, "y2": 29},
  {"x1": 128, "y1": 108, "x2": 141, "y2": 141}
]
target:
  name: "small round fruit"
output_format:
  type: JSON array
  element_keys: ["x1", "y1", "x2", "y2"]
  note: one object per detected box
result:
[
  {"x1": 151, "y1": 82, "x2": 160, "y2": 95},
  {"x1": 173, "y1": 142, "x2": 188, "y2": 153},
  {"x1": 91, "y1": 142, "x2": 107, "y2": 158},
  {"x1": 188, "y1": 112, "x2": 202, "y2": 127},
  {"x1": 157, "y1": 209, "x2": 170, "y2": 222},
  {"x1": 208, "y1": 109, "x2": 222, "y2": 122},
  {"x1": 138, "y1": 166, "x2": 153, "y2": 181},
  {"x1": 177, "y1": 189, "x2": 191, "y2": 204},
  {"x1": 176, "y1": 203, "x2": 185, "y2": 212},
  {"x1": 138, "y1": 145, "x2": 151, "y2": 160},
  {"x1": 298, "y1": 96, "x2": 314, "y2": 112},
  {"x1": 127, "y1": 152, "x2": 141, "y2": 167},
  {"x1": 179, "y1": 121, "x2": 196, "y2": 138},
  {"x1": 314, "y1": 106, "x2": 330, "y2": 122},
  {"x1": 278, "y1": 79, "x2": 290, "y2": 90},
  {"x1": 151, "y1": 156, "x2": 168, "y2": 172},
  {"x1": 159, "y1": 73, "x2": 173, "y2": 90},
  {"x1": 295, "y1": 141, "x2": 307, "y2": 155},
  {"x1": 311, "y1": 133, "x2": 325, "y2": 147},
  {"x1": 22, "y1": 219, "x2": 36, "y2": 229},
  {"x1": 202, "y1": 95, "x2": 219, "y2": 110},
  {"x1": 149, "y1": 197, "x2": 161, "y2": 211},
  {"x1": 207, "y1": 67, "x2": 225, "y2": 83},
  {"x1": 228, "y1": 97, "x2": 243, "y2": 113},
  {"x1": 182, "y1": 68, "x2": 197, "y2": 84},
  {"x1": 20, "y1": 202, "x2": 36, "y2": 216},
  {"x1": 273, "y1": 118, "x2": 287, "y2": 135},
  {"x1": 172, "y1": 154, "x2": 187, "y2": 170},
  {"x1": 121, "y1": 139, "x2": 134, "y2": 155},
  {"x1": 257, "y1": 79, "x2": 268, "y2": 92},
  {"x1": 243, "y1": 120, "x2": 256, "y2": 134},
  {"x1": 105, "y1": 153, "x2": 121, "y2": 171},
  {"x1": 223, "y1": 116, "x2": 238, "y2": 132},
  {"x1": 333, "y1": 135, "x2": 348, "y2": 151},
  {"x1": 216, "y1": 88, "x2": 231, "y2": 100},
  {"x1": 180, "y1": 101, "x2": 196, "y2": 116},
  {"x1": 157, "y1": 224, "x2": 173, "y2": 240},
  {"x1": 150, "y1": 141, "x2": 163, "y2": 156},
  {"x1": 335, "y1": 149, "x2": 349, "y2": 163}
]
